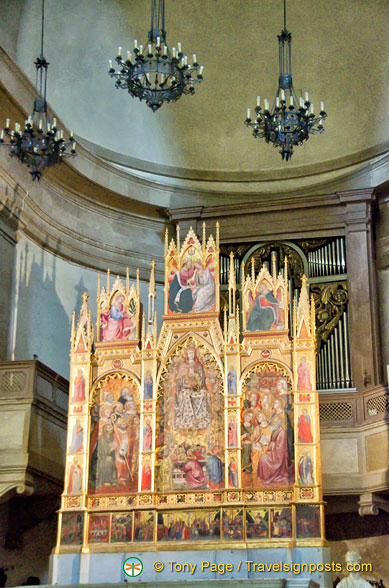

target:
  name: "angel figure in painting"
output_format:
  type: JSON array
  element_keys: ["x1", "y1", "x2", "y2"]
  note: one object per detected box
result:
[
  {"x1": 297, "y1": 357, "x2": 312, "y2": 390},
  {"x1": 72, "y1": 370, "x2": 85, "y2": 403},
  {"x1": 247, "y1": 283, "x2": 283, "y2": 332},
  {"x1": 100, "y1": 292, "x2": 134, "y2": 342}
]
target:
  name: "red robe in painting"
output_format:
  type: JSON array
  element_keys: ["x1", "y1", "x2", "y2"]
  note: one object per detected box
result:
[
  {"x1": 257, "y1": 425, "x2": 293, "y2": 486},
  {"x1": 141, "y1": 464, "x2": 152, "y2": 491},
  {"x1": 72, "y1": 374, "x2": 85, "y2": 402},
  {"x1": 182, "y1": 458, "x2": 206, "y2": 488},
  {"x1": 100, "y1": 301, "x2": 133, "y2": 342},
  {"x1": 298, "y1": 414, "x2": 313, "y2": 443}
]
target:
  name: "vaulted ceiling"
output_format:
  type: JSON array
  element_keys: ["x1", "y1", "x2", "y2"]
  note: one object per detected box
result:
[{"x1": 1, "y1": 0, "x2": 388, "y2": 183}]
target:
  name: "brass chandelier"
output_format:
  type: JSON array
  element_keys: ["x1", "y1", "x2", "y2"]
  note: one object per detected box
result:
[
  {"x1": 244, "y1": 0, "x2": 327, "y2": 161},
  {"x1": 0, "y1": 0, "x2": 76, "y2": 181},
  {"x1": 108, "y1": 0, "x2": 204, "y2": 112}
]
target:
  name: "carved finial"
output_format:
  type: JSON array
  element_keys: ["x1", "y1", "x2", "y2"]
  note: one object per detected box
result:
[
  {"x1": 301, "y1": 274, "x2": 307, "y2": 287},
  {"x1": 97, "y1": 273, "x2": 101, "y2": 297},
  {"x1": 149, "y1": 261, "x2": 156, "y2": 296},
  {"x1": 216, "y1": 221, "x2": 220, "y2": 249},
  {"x1": 136, "y1": 268, "x2": 140, "y2": 295},
  {"x1": 165, "y1": 227, "x2": 169, "y2": 252},
  {"x1": 148, "y1": 261, "x2": 156, "y2": 325},
  {"x1": 223, "y1": 305, "x2": 228, "y2": 344},
  {"x1": 284, "y1": 256, "x2": 288, "y2": 282},
  {"x1": 176, "y1": 224, "x2": 180, "y2": 252},
  {"x1": 126, "y1": 267, "x2": 130, "y2": 291},
  {"x1": 202, "y1": 222, "x2": 206, "y2": 251},
  {"x1": 251, "y1": 256, "x2": 255, "y2": 283},
  {"x1": 241, "y1": 260, "x2": 245, "y2": 289},
  {"x1": 271, "y1": 251, "x2": 277, "y2": 278},
  {"x1": 228, "y1": 252, "x2": 236, "y2": 318},
  {"x1": 311, "y1": 294, "x2": 316, "y2": 339},
  {"x1": 82, "y1": 292, "x2": 89, "y2": 305},
  {"x1": 141, "y1": 312, "x2": 145, "y2": 345},
  {"x1": 293, "y1": 296, "x2": 297, "y2": 338},
  {"x1": 71, "y1": 311, "x2": 76, "y2": 343}
]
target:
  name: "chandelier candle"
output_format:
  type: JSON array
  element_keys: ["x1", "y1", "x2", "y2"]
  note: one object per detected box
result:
[
  {"x1": 245, "y1": 0, "x2": 327, "y2": 160},
  {"x1": 108, "y1": 0, "x2": 203, "y2": 111}
]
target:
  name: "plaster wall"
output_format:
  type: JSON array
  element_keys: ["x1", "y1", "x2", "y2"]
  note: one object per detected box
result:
[
  {"x1": 0, "y1": 221, "x2": 15, "y2": 360},
  {"x1": 7, "y1": 235, "x2": 164, "y2": 379}
]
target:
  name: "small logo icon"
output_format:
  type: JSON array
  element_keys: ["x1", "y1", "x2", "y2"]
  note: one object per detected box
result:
[{"x1": 123, "y1": 556, "x2": 143, "y2": 577}]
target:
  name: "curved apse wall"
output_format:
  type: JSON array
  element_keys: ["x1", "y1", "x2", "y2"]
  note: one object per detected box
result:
[{"x1": 4, "y1": 0, "x2": 388, "y2": 175}]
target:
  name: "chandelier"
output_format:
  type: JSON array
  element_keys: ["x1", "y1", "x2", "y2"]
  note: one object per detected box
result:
[
  {"x1": 0, "y1": 0, "x2": 76, "y2": 181},
  {"x1": 244, "y1": 0, "x2": 327, "y2": 161},
  {"x1": 108, "y1": 0, "x2": 204, "y2": 112}
]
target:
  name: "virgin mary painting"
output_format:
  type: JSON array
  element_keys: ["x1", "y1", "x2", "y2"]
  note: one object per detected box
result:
[{"x1": 100, "y1": 292, "x2": 135, "y2": 342}]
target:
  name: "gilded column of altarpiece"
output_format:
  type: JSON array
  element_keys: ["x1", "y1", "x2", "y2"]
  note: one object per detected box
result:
[{"x1": 55, "y1": 224, "x2": 325, "y2": 554}]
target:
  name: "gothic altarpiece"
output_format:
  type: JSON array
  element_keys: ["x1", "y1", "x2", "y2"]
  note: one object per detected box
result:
[{"x1": 55, "y1": 224, "x2": 325, "y2": 559}]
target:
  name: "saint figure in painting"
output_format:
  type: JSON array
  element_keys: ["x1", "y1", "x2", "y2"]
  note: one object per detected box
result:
[
  {"x1": 100, "y1": 292, "x2": 134, "y2": 342},
  {"x1": 257, "y1": 416, "x2": 294, "y2": 486},
  {"x1": 141, "y1": 463, "x2": 152, "y2": 491},
  {"x1": 298, "y1": 452, "x2": 314, "y2": 484},
  {"x1": 298, "y1": 409, "x2": 313, "y2": 443},
  {"x1": 69, "y1": 419, "x2": 84, "y2": 454},
  {"x1": 228, "y1": 421, "x2": 238, "y2": 447},
  {"x1": 95, "y1": 424, "x2": 119, "y2": 488},
  {"x1": 228, "y1": 461, "x2": 239, "y2": 487},
  {"x1": 247, "y1": 284, "x2": 283, "y2": 332},
  {"x1": 297, "y1": 357, "x2": 312, "y2": 390},
  {"x1": 67, "y1": 459, "x2": 82, "y2": 494},
  {"x1": 227, "y1": 369, "x2": 237, "y2": 395},
  {"x1": 143, "y1": 371, "x2": 153, "y2": 399},
  {"x1": 72, "y1": 370, "x2": 85, "y2": 403},
  {"x1": 142, "y1": 419, "x2": 152, "y2": 452},
  {"x1": 241, "y1": 410, "x2": 255, "y2": 474}
]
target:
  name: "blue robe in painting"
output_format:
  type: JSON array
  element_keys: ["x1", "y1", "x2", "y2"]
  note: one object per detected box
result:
[
  {"x1": 247, "y1": 291, "x2": 279, "y2": 331},
  {"x1": 168, "y1": 274, "x2": 194, "y2": 313}
]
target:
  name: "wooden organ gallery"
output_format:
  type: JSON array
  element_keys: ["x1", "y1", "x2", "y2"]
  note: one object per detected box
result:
[{"x1": 52, "y1": 224, "x2": 330, "y2": 585}]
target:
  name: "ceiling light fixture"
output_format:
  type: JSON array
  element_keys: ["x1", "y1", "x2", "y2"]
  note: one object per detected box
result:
[
  {"x1": 108, "y1": 0, "x2": 204, "y2": 112},
  {"x1": 244, "y1": 0, "x2": 327, "y2": 161},
  {"x1": 0, "y1": 0, "x2": 76, "y2": 181}
]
